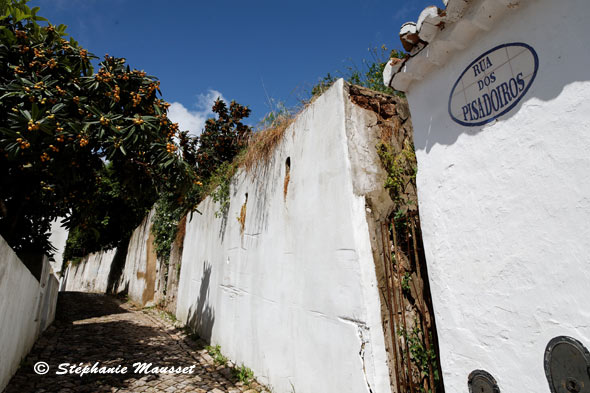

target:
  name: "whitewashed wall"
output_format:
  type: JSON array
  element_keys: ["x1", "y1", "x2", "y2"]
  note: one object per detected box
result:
[
  {"x1": 176, "y1": 80, "x2": 392, "y2": 393},
  {"x1": 0, "y1": 236, "x2": 59, "y2": 391},
  {"x1": 405, "y1": 0, "x2": 590, "y2": 391},
  {"x1": 48, "y1": 220, "x2": 68, "y2": 278},
  {"x1": 118, "y1": 209, "x2": 165, "y2": 306},
  {"x1": 60, "y1": 210, "x2": 165, "y2": 307},
  {"x1": 61, "y1": 248, "x2": 117, "y2": 293}
]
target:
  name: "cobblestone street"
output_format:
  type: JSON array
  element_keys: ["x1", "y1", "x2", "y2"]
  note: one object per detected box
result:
[{"x1": 4, "y1": 292, "x2": 266, "y2": 393}]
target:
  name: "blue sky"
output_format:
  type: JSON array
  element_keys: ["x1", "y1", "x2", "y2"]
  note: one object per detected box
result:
[{"x1": 31, "y1": 0, "x2": 443, "y2": 135}]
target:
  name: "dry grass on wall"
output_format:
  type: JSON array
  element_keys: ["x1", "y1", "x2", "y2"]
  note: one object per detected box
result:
[{"x1": 240, "y1": 116, "x2": 293, "y2": 173}]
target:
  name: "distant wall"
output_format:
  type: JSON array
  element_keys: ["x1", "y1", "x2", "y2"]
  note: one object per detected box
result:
[
  {"x1": 60, "y1": 210, "x2": 166, "y2": 307},
  {"x1": 116, "y1": 210, "x2": 164, "y2": 306},
  {"x1": 0, "y1": 235, "x2": 58, "y2": 391},
  {"x1": 48, "y1": 220, "x2": 68, "y2": 277},
  {"x1": 62, "y1": 248, "x2": 117, "y2": 293},
  {"x1": 176, "y1": 80, "x2": 393, "y2": 393}
]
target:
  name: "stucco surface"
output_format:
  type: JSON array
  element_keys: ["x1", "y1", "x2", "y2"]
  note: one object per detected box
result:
[
  {"x1": 48, "y1": 220, "x2": 68, "y2": 277},
  {"x1": 176, "y1": 80, "x2": 392, "y2": 393},
  {"x1": 115, "y1": 210, "x2": 163, "y2": 306},
  {"x1": 62, "y1": 248, "x2": 117, "y2": 293},
  {"x1": 0, "y1": 236, "x2": 58, "y2": 391},
  {"x1": 405, "y1": 0, "x2": 590, "y2": 391},
  {"x1": 60, "y1": 210, "x2": 164, "y2": 307}
]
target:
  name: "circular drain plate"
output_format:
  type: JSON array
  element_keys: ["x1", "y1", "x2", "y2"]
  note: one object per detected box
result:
[
  {"x1": 545, "y1": 336, "x2": 590, "y2": 393},
  {"x1": 468, "y1": 369, "x2": 500, "y2": 393}
]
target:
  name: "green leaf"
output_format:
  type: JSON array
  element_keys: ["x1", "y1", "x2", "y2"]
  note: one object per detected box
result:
[
  {"x1": 19, "y1": 109, "x2": 31, "y2": 120},
  {"x1": 31, "y1": 103, "x2": 39, "y2": 119},
  {"x1": 164, "y1": 157, "x2": 174, "y2": 167},
  {"x1": 13, "y1": 8, "x2": 24, "y2": 22},
  {"x1": 51, "y1": 103, "x2": 65, "y2": 113},
  {"x1": 0, "y1": 91, "x2": 20, "y2": 100}
]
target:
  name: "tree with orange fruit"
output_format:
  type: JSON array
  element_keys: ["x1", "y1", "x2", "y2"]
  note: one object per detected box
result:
[{"x1": 0, "y1": 0, "x2": 194, "y2": 259}]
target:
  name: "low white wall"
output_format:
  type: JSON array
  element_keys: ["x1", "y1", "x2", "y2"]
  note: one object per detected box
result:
[
  {"x1": 404, "y1": 0, "x2": 590, "y2": 391},
  {"x1": 0, "y1": 236, "x2": 58, "y2": 391},
  {"x1": 176, "y1": 80, "x2": 391, "y2": 393}
]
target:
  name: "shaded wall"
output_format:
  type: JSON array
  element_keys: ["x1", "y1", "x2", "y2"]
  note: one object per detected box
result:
[
  {"x1": 60, "y1": 210, "x2": 165, "y2": 307},
  {"x1": 0, "y1": 236, "x2": 58, "y2": 391},
  {"x1": 61, "y1": 248, "x2": 117, "y2": 293}
]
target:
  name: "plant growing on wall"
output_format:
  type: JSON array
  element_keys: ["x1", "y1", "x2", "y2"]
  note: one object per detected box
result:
[
  {"x1": 377, "y1": 138, "x2": 417, "y2": 209},
  {"x1": 0, "y1": 0, "x2": 194, "y2": 258},
  {"x1": 150, "y1": 191, "x2": 187, "y2": 263},
  {"x1": 399, "y1": 324, "x2": 440, "y2": 392},
  {"x1": 354, "y1": 84, "x2": 444, "y2": 392},
  {"x1": 311, "y1": 45, "x2": 406, "y2": 98}
]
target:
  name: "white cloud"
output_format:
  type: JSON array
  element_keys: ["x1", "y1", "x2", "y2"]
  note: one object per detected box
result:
[{"x1": 167, "y1": 89, "x2": 226, "y2": 138}]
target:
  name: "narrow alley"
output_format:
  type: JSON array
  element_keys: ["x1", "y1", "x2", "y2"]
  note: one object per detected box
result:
[{"x1": 4, "y1": 293, "x2": 264, "y2": 393}]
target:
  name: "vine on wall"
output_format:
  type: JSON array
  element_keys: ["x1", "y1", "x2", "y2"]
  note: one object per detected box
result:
[{"x1": 367, "y1": 88, "x2": 443, "y2": 393}]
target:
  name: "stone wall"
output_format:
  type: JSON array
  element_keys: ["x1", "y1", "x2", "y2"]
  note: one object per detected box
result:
[{"x1": 0, "y1": 235, "x2": 59, "y2": 391}]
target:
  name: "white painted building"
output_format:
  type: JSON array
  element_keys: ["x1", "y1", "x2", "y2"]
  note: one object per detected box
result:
[{"x1": 384, "y1": 0, "x2": 590, "y2": 392}]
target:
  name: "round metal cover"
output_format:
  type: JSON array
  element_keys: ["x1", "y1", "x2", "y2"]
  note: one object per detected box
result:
[
  {"x1": 468, "y1": 369, "x2": 500, "y2": 393},
  {"x1": 545, "y1": 336, "x2": 590, "y2": 393}
]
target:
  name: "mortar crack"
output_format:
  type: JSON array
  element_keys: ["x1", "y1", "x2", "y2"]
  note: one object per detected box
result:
[{"x1": 338, "y1": 317, "x2": 374, "y2": 393}]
